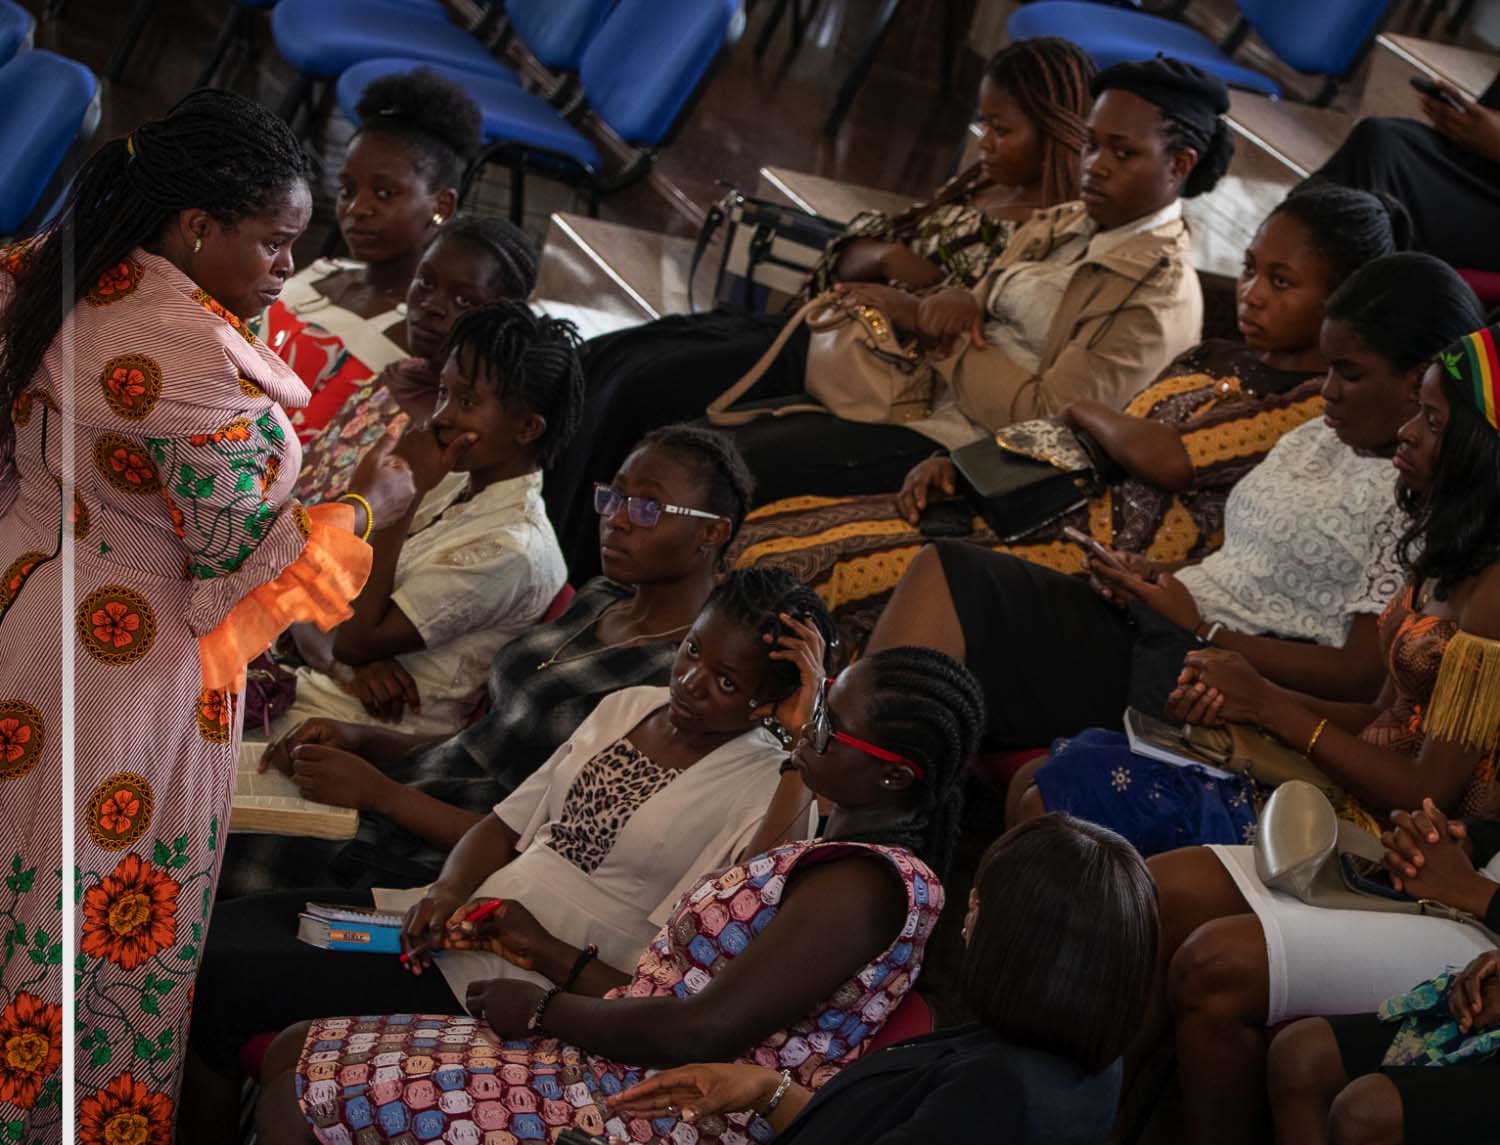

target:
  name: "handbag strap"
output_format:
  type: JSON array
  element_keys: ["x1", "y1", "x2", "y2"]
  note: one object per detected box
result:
[{"x1": 705, "y1": 294, "x2": 838, "y2": 427}]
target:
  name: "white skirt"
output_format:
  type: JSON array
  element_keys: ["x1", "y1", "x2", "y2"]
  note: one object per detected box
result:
[{"x1": 1209, "y1": 844, "x2": 1497, "y2": 1024}]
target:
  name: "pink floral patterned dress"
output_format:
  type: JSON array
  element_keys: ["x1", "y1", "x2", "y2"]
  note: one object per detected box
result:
[
  {"x1": 296, "y1": 840, "x2": 943, "y2": 1145},
  {"x1": 0, "y1": 246, "x2": 371, "y2": 1144}
]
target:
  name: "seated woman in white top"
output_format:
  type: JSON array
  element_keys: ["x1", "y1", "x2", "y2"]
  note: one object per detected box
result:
[
  {"x1": 181, "y1": 568, "x2": 833, "y2": 1141},
  {"x1": 268, "y1": 303, "x2": 577, "y2": 737},
  {"x1": 865, "y1": 253, "x2": 1486, "y2": 752}
]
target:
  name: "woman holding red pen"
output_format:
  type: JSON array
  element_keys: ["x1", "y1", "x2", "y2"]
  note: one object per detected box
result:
[{"x1": 253, "y1": 645, "x2": 983, "y2": 1145}]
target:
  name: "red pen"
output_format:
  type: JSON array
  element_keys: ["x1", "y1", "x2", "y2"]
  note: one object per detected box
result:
[{"x1": 399, "y1": 897, "x2": 504, "y2": 964}]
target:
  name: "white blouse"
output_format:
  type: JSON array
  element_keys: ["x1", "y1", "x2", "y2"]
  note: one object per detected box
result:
[
  {"x1": 1177, "y1": 418, "x2": 1406, "y2": 645},
  {"x1": 374, "y1": 685, "x2": 808, "y2": 1002}
]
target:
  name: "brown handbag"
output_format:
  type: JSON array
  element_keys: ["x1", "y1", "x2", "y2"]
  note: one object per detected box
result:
[{"x1": 706, "y1": 292, "x2": 939, "y2": 427}]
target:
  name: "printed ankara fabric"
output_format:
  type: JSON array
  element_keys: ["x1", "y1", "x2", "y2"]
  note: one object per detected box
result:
[
  {"x1": 296, "y1": 840, "x2": 942, "y2": 1144},
  {"x1": 0, "y1": 245, "x2": 367, "y2": 1142}
]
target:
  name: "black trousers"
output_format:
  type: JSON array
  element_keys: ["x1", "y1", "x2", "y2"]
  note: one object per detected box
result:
[
  {"x1": 1314, "y1": 115, "x2": 1500, "y2": 272},
  {"x1": 189, "y1": 888, "x2": 462, "y2": 1075},
  {"x1": 1330, "y1": 1011, "x2": 1500, "y2": 1138},
  {"x1": 935, "y1": 541, "x2": 1197, "y2": 748},
  {"x1": 713, "y1": 413, "x2": 935, "y2": 506}
]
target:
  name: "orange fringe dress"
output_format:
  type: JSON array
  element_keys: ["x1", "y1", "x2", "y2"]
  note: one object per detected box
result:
[{"x1": 0, "y1": 248, "x2": 370, "y2": 1142}]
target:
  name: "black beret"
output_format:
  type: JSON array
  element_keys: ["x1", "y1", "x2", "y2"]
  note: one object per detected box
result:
[{"x1": 1092, "y1": 54, "x2": 1230, "y2": 135}]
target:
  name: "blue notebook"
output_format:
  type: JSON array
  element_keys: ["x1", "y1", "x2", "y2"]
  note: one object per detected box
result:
[{"x1": 296, "y1": 912, "x2": 402, "y2": 955}]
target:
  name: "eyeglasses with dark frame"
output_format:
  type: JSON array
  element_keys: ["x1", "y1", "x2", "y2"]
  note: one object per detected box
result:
[
  {"x1": 809, "y1": 676, "x2": 925, "y2": 779},
  {"x1": 593, "y1": 483, "x2": 728, "y2": 530}
]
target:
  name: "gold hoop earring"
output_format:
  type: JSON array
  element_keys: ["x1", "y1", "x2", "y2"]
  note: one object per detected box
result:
[{"x1": 192, "y1": 238, "x2": 202, "y2": 254}]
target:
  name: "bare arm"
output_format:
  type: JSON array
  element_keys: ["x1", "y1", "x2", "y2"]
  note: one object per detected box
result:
[
  {"x1": 430, "y1": 812, "x2": 521, "y2": 900},
  {"x1": 1214, "y1": 613, "x2": 1385, "y2": 701},
  {"x1": 374, "y1": 784, "x2": 490, "y2": 852},
  {"x1": 1061, "y1": 399, "x2": 1193, "y2": 492},
  {"x1": 537, "y1": 856, "x2": 907, "y2": 1066},
  {"x1": 834, "y1": 240, "x2": 945, "y2": 289},
  {"x1": 330, "y1": 511, "x2": 426, "y2": 664}
]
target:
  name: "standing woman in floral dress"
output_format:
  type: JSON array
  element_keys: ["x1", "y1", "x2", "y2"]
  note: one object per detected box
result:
[{"x1": 0, "y1": 92, "x2": 416, "y2": 1142}]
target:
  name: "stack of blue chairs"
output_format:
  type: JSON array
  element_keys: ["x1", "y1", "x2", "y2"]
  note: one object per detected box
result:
[
  {"x1": 1008, "y1": 0, "x2": 1395, "y2": 104},
  {"x1": 0, "y1": 49, "x2": 100, "y2": 238},
  {"x1": 329, "y1": 0, "x2": 736, "y2": 223}
]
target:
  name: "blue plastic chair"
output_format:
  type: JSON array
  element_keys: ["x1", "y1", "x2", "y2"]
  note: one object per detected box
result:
[
  {"x1": 459, "y1": 0, "x2": 737, "y2": 221},
  {"x1": 270, "y1": 0, "x2": 506, "y2": 123},
  {"x1": 1008, "y1": 0, "x2": 1395, "y2": 103},
  {"x1": 0, "y1": 0, "x2": 33, "y2": 68},
  {"x1": 504, "y1": 0, "x2": 615, "y2": 73},
  {"x1": 0, "y1": 51, "x2": 100, "y2": 237}
]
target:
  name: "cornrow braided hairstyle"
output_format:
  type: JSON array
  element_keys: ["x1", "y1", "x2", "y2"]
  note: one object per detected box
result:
[
  {"x1": 986, "y1": 37, "x2": 1095, "y2": 204},
  {"x1": 705, "y1": 567, "x2": 836, "y2": 706},
  {"x1": 841, "y1": 646, "x2": 984, "y2": 878},
  {"x1": 634, "y1": 424, "x2": 755, "y2": 553},
  {"x1": 354, "y1": 67, "x2": 482, "y2": 189},
  {"x1": 0, "y1": 89, "x2": 309, "y2": 453},
  {"x1": 1271, "y1": 183, "x2": 1411, "y2": 289},
  {"x1": 443, "y1": 302, "x2": 585, "y2": 469},
  {"x1": 430, "y1": 213, "x2": 539, "y2": 300}
]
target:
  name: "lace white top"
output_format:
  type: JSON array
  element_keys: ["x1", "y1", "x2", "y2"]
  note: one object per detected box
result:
[{"x1": 1177, "y1": 418, "x2": 1405, "y2": 646}]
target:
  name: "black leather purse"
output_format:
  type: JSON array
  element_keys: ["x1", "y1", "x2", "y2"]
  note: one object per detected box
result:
[{"x1": 949, "y1": 420, "x2": 1121, "y2": 540}]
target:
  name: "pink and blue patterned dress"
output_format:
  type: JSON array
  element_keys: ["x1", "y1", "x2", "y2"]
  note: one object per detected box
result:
[{"x1": 295, "y1": 839, "x2": 943, "y2": 1144}]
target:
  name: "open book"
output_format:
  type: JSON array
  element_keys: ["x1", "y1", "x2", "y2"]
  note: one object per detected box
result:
[{"x1": 229, "y1": 743, "x2": 359, "y2": 840}]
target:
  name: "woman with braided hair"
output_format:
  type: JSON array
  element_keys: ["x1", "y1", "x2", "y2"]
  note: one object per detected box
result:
[
  {"x1": 0, "y1": 91, "x2": 419, "y2": 1139},
  {"x1": 251, "y1": 645, "x2": 982, "y2": 1145},
  {"x1": 548, "y1": 37, "x2": 1097, "y2": 583}
]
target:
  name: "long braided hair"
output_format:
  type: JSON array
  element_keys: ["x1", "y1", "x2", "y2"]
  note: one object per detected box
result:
[
  {"x1": 840, "y1": 646, "x2": 984, "y2": 878},
  {"x1": 0, "y1": 90, "x2": 309, "y2": 454},
  {"x1": 987, "y1": 37, "x2": 1095, "y2": 205},
  {"x1": 705, "y1": 566, "x2": 836, "y2": 707},
  {"x1": 443, "y1": 302, "x2": 586, "y2": 470}
]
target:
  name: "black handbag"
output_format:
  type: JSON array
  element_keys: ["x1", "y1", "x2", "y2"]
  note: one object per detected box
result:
[
  {"x1": 688, "y1": 185, "x2": 845, "y2": 315},
  {"x1": 949, "y1": 421, "x2": 1121, "y2": 540}
]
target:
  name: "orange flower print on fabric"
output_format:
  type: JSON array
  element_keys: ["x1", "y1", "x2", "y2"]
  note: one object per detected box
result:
[
  {"x1": 94, "y1": 433, "x2": 162, "y2": 496},
  {"x1": 85, "y1": 772, "x2": 155, "y2": 851},
  {"x1": 0, "y1": 699, "x2": 45, "y2": 782},
  {"x1": 85, "y1": 258, "x2": 145, "y2": 307},
  {"x1": 196, "y1": 688, "x2": 232, "y2": 744},
  {"x1": 99, "y1": 354, "x2": 163, "y2": 420},
  {"x1": 77, "y1": 586, "x2": 158, "y2": 667},
  {"x1": 160, "y1": 491, "x2": 186, "y2": 541},
  {"x1": 0, "y1": 549, "x2": 48, "y2": 611},
  {"x1": 77, "y1": 1071, "x2": 174, "y2": 1145},
  {"x1": 0, "y1": 239, "x2": 33, "y2": 279},
  {"x1": 190, "y1": 287, "x2": 256, "y2": 344},
  {"x1": 71, "y1": 490, "x2": 92, "y2": 541},
  {"x1": 238, "y1": 376, "x2": 265, "y2": 399},
  {"x1": 188, "y1": 419, "x2": 252, "y2": 447},
  {"x1": 80, "y1": 854, "x2": 179, "y2": 971},
  {"x1": 0, "y1": 992, "x2": 62, "y2": 1110},
  {"x1": 264, "y1": 454, "x2": 281, "y2": 497}
]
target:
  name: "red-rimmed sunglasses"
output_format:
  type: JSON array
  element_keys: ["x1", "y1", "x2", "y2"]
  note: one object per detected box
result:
[{"x1": 809, "y1": 676, "x2": 925, "y2": 779}]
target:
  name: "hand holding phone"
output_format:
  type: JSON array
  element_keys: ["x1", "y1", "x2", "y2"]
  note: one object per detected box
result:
[
  {"x1": 1062, "y1": 525, "x2": 1123, "y2": 570},
  {"x1": 1411, "y1": 75, "x2": 1466, "y2": 112}
]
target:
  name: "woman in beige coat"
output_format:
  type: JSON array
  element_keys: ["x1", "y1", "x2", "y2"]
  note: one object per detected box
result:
[{"x1": 722, "y1": 55, "x2": 1231, "y2": 497}]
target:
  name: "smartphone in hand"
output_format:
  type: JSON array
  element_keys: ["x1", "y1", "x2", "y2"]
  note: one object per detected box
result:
[
  {"x1": 1411, "y1": 75, "x2": 1466, "y2": 112},
  {"x1": 1062, "y1": 525, "x2": 1124, "y2": 571},
  {"x1": 918, "y1": 501, "x2": 974, "y2": 538}
]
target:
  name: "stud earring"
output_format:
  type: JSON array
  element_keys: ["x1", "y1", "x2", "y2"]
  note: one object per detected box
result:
[
  {"x1": 432, "y1": 213, "x2": 446, "y2": 225},
  {"x1": 192, "y1": 238, "x2": 202, "y2": 254}
]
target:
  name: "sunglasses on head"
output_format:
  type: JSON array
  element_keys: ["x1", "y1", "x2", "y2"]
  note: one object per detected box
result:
[
  {"x1": 593, "y1": 483, "x2": 726, "y2": 530},
  {"x1": 809, "y1": 676, "x2": 924, "y2": 779}
]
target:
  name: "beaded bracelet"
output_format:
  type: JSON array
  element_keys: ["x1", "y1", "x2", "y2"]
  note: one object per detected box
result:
[
  {"x1": 527, "y1": 985, "x2": 563, "y2": 1034},
  {"x1": 561, "y1": 944, "x2": 598, "y2": 992}
]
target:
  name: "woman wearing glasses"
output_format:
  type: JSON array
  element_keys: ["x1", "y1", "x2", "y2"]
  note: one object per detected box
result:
[
  {"x1": 181, "y1": 565, "x2": 835, "y2": 1141},
  {"x1": 251, "y1": 646, "x2": 984, "y2": 1145},
  {"x1": 216, "y1": 425, "x2": 763, "y2": 901}
]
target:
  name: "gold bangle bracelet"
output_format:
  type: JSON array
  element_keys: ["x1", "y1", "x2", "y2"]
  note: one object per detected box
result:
[
  {"x1": 1304, "y1": 717, "x2": 1329, "y2": 759},
  {"x1": 340, "y1": 492, "x2": 374, "y2": 541}
]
